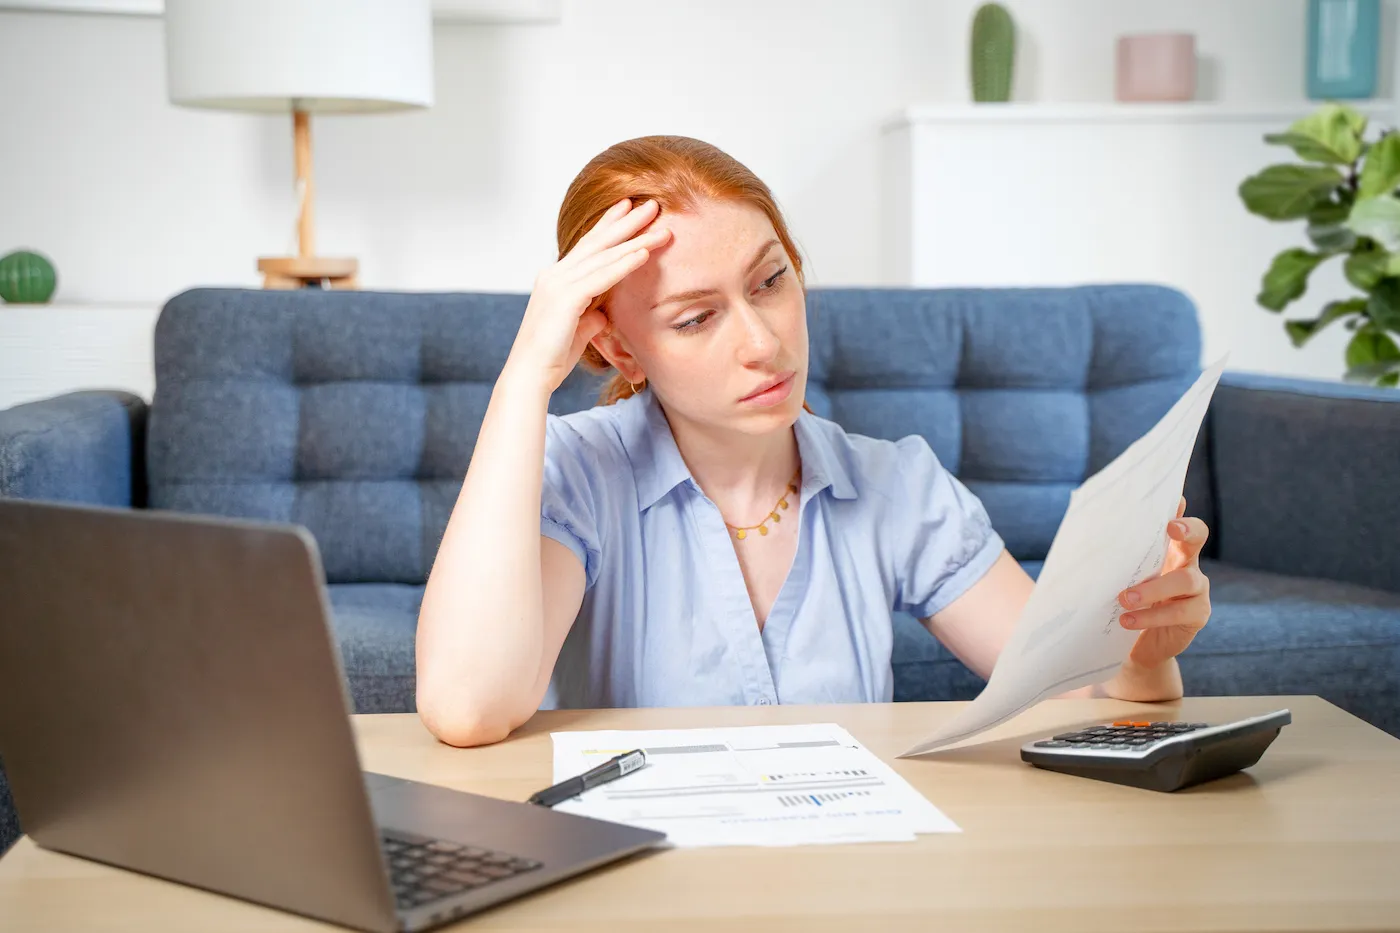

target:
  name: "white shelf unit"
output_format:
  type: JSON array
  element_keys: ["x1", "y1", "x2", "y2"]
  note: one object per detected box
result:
[
  {"x1": 881, "y1": 100, "x2": 1399, "y2": 383},
  {"x1": 0, "y1": 0, "x2": 563, "y2": 23},
  {"x1": 0, "y1": 303, "x2": 160, "y2": 411}
]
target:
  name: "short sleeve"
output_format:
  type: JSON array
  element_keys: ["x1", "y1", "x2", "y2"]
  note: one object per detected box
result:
[
  {"x1": 890, "y1": 435, "x2": 1005, "y2": 620},
  {"x1": 540, "y1": 415, "x2": 605, "y2": 588}
]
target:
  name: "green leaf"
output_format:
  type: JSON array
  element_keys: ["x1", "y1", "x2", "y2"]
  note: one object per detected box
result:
[
  {"x1": 1344, "y1": 325, "x2": 1400, "y2": 383},
  {"x1": 1359, "y1": 132, "x2": 1400, "y2": 198},
  {"x1": 1346, "y1": 358, "x2": 1400, "y2": 382},
  {"x1": 1367, "y1": 278, "x2": 1400, "y2": 331},
  {"x1": 1284, "y1": 298, "x2": 1367, "y2": 347},
  {"x1": 1239, "y1": 165, "x2": 1346, "y2": 220},
  {"x1": 1347, "y1": 195, "x2": 1400, "y2": 250},
  {"x1": 1306, "y1": 200, "x2": 1357, "y2": 251},
  {"x1": 1381, "y1": 372, "x2": 1400, "y2": 387},
  {"x1": 1263, "y1": 104, "x2": 1368, "y2": 164},
  {"x1": 1257, "y1": 249, "x2": 1326, "y2": 311},
  {"x1": 1345, "y1": 249, "x2": 1390, "y2": 289}
]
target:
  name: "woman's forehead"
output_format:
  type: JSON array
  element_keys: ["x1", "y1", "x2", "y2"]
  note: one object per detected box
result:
[{"x1": 612, "y1": 200, "x2": 779, "y2": 312}]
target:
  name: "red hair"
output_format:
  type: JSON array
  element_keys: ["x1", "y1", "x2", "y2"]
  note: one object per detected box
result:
[{"x1": 556, "y1": 135, "x2": 806, "y2": 406}]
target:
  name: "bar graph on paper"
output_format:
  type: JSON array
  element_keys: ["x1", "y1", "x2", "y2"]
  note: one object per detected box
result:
[{"x1": 776, "y1": 790, "x2": 874, "y2": 808}]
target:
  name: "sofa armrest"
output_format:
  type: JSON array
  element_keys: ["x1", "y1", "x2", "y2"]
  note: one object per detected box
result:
[
  {"x1": 0, "y1": 391, "x2": 147, "y2": 507},
  {"x1": 1210, "y1": 372, "x2": 1400, "y2": 594}
]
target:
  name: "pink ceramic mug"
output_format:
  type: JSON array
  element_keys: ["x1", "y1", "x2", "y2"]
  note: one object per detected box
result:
[{"x1": 1116, "y1": 33, "x2": 1197, "y2": 102}]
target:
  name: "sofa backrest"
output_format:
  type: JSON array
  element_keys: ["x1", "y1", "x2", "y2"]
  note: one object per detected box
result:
[{"x1": 147, "y1": 285, "x2": 1206, "y2": 584}]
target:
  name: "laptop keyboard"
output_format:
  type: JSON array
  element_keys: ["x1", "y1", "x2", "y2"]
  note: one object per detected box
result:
[{"x1": 382, "y1": 829, "x2": 542, "y2": 911}]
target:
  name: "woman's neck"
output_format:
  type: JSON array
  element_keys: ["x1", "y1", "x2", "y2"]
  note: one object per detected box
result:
[{"x1": 660, "y1": 403, "x2": 801, "y2": 524}]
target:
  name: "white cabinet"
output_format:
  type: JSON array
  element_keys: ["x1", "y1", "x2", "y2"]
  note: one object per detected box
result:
[
  {"x1": 881, "y1": 102, "x2": 1398, "y2": 382},
  {"x1": 0, "y1": 303, "x2": 160, "y2": 410}
]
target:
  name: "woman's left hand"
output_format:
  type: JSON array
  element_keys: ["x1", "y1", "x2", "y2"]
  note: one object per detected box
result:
[{"x1": 1116, "y1": 497, "x2": 1212, "y2": 669}]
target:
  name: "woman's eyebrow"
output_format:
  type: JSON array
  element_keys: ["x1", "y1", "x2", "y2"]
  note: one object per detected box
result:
[{"x1": 650, "y1": 238, "x2": 780, "y2": 311}]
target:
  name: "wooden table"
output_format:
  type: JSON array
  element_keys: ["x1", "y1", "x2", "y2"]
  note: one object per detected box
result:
[{"x1": 3, "y1": 696, "x2": 1399, "y2": 931}]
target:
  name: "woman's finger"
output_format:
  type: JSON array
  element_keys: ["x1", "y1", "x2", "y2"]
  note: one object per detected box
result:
[
  {"x1": 566, "y1": 197, "x2": 631, "y2": 255},
  {"x1": 1120, "y1": 564, "x2": 1207, "y2": 610},
  {"x1": 1120, "y1": 593, "x2": 1208, "y2": 631},
  {"x1": 563, "y1": 198, "x2": 661, "y2": 266},
  {"x1": 570, "y1": 226, "x2": 672, "y2": 281},
  {"x1": 1167, "y1": 515, "x2": 1210, "y2": 561},
  {"x1": 1176, "y1": 496, "x2": 1187, "y2": 519},
  {"x1": 568, "y1": 307, "x2": 610, "y2": 365},
  {"x1": 574, "y1": 246, "x2": 654, "y2": 300}
]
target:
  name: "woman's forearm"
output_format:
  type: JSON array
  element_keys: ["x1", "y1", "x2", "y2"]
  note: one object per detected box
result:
[{"x1": 415, "y1": 364, "x2": 554, "y2": 745}]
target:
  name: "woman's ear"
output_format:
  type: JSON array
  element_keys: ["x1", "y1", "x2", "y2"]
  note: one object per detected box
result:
[{"x1": 589, "y1": 318, "x2": 646, "y2": 385}]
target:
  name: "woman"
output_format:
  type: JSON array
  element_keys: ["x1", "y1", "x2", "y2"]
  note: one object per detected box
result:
[{"x1": 416, "y1": 136, "x2": 1211, "y2": 747}]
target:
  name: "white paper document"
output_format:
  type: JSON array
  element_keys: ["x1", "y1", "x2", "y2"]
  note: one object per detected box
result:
[
  {"x1": 549, "y1": 723, "x2": 959, "y2": 847},
  {"x1": 898, "y1": 356, "x2": 1229, "y2": 758}
]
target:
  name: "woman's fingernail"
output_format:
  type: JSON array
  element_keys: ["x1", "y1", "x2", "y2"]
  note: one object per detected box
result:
[
  {"x1": 1121, "y1": 614, "x2": 1136, "y2": 628},
  {"x1": 1123, "y1": 590, "x2": 1141, "y2": 606},
  {"x1": 1171, "y1": 520, "x2": 1188, "y2": 536}
]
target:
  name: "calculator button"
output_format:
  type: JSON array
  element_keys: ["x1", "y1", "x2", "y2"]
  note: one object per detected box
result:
[
  {"x1": 1189, "y1": 723, "x2": 1209, "y2": 729},
  {"x1": 1054, "y1": 732, "x2": 1087, "y2": 741},
  {"x1": 1034, "y1": 741, "x2": 1070, "y2": 748}
]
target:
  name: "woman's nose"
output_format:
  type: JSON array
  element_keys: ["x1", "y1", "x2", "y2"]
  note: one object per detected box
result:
[{"x1": 734, "y1": 301, "x2": 781, "y2": 364}]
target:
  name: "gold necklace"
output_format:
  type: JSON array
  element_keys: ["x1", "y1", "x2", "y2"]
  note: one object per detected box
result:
[{"x1": 725, "y1": 469, "x2": 801, "y2": 540}]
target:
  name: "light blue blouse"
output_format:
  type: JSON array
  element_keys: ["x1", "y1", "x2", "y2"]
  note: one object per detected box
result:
[{"x1": 538, "y1": 390, "x2": 1004, "y2": 710}]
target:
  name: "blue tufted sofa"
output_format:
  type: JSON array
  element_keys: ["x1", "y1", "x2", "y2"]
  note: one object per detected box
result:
[{"x1": 2, "y1": 284, "x2": 1399, "y2": 854}]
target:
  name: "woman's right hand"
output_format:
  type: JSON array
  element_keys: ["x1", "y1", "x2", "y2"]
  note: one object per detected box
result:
[{"x1": 506, "y1": 197, "x2": 671, "y2": 394}]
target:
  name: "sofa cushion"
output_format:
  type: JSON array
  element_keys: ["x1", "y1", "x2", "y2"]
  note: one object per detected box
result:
[
  {"x1": 326, "y1": 584, "x2": 423, "y2": 714},
  {"x1": 804, "y1": 287, "x2": 1209, "y2": 561},
  {"x1": 326, "y1": 560, "x2": 1400, "y2": 737},
  {"x1": 891, "y1": 559, "x2": 1400, "y2": 736},
  {"x1": 147, "y1": 285, "x2": 1212, "y2": 584},
  {"x1": 147, "y1": 290, "x2": 609, "y2": 585}
]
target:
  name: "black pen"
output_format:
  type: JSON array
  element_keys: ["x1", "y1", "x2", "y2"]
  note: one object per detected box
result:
[{"x1": 527, "y1": 749, "x2": 648, "y2": 807}]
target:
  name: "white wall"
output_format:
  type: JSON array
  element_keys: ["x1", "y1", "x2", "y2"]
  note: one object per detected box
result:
[{"x1": 0, "y1": 0, "x2": 1392, "y2": 381}]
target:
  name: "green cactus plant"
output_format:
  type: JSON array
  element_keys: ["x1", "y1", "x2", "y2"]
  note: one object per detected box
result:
[
  {"x1": 0, "y1": 250, "x2": 57, "y2": 304},
  {"x1": 971, "y1": 2, "x2": 1016, "y2": 103}
]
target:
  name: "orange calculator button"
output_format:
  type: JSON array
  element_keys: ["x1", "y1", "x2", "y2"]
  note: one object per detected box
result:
[{"x1": 1112, "y1": 721, "x2": 1134, "y2": 727}]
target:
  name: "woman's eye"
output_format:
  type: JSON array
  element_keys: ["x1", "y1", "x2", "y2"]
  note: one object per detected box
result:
[
  {"x1": 759, "y1": 266, "x2": 788, "y2": 291},
  {"x1": 674, "y1": 310, "x2": 713, "y2": 332}
]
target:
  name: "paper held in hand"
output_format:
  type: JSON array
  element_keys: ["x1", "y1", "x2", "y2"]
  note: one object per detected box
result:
[{"x1": 898, "y1": 356, "x2": 1229, "y2": 758}]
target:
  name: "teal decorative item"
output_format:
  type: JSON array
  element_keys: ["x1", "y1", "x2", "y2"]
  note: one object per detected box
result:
[
  {"x1": 970, "y1": 2, "x2": 1016, "y2": 103},
  {"x1": 1307, "y1": 0, "x2": 1379, "y2": 100},
  {"x1": 0, "y1": 250, "x2": 57, "y2": 304}
]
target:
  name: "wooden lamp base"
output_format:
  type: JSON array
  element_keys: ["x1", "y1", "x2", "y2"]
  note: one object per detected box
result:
[{"x1": 257, "y1": 256, "x2": 359, "y2": 290}]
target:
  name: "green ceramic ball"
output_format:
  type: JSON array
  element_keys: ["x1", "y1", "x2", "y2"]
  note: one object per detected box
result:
[{"x1": 0, "y1": 250, "x2": 58, "y2": 304}]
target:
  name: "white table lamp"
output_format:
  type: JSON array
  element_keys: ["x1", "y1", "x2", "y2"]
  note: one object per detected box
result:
[{"x1": 164, "y1": 0, "x2": 434, "y2": 289}]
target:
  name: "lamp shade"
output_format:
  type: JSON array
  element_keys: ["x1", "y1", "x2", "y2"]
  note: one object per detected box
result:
[{"x1": 164, "y1": 0, "x2": 434, "y2": 114}]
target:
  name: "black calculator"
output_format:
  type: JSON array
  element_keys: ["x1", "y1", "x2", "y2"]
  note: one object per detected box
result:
[{"x1": 1020, "y1": 709, "x2": 1291, "y2": 792}]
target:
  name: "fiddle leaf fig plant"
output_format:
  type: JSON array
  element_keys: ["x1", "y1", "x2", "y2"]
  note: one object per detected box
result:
[{"x1": 1239, "y1": 102, "x2": 1400, "y2": 386}]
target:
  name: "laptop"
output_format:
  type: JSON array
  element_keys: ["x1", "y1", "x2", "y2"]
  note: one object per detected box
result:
[{"x1": 0, "y1": 498, "x2": 667, "y2": 932}]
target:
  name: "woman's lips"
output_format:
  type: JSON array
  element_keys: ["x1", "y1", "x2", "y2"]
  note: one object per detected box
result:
[{"x1": 739, "y1": 372, "x2": 796, "y2": 407}]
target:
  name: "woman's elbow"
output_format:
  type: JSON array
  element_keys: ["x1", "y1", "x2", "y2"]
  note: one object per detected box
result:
[{"x1": 416, "y1": 687, "x2": 518, "y2": 748}]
